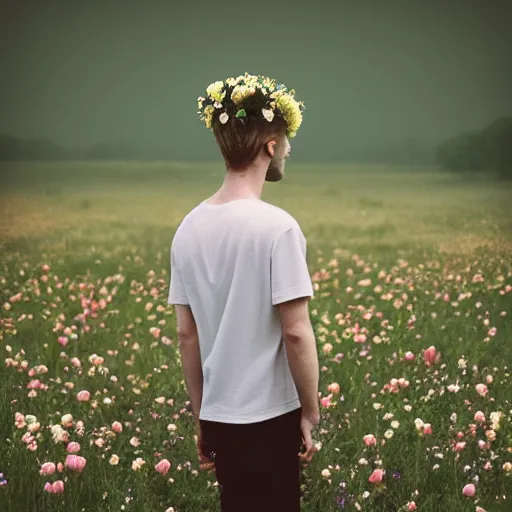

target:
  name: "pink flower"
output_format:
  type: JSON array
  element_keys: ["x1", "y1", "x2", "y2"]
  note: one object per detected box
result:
[
  {"x1": 474, "y1": 411, "x2": 485, "y2": 423},
  {"x1": 45, "y1": 480, "x2": 65, "y2": 494},
  {"x1": 475, "y1": 384, "x2": 488, "y2": 397},
  {"x1": 76, "y1": 390, "x2": 90, "y2": 402},
  {"x1": 476, "y1": 507, "x2": 487, "y2": 512},
  {"x1": 40, "y1": 462, "x2": 56, "y2": 475},
  {"x1": 327, "y1": 383, "x2": 340, "y2": 394},
  {"x1": 354, "y1": 334, "x2": 367, "y2": 343},
  {"x1": 453, "y1": 442, "x2": 466, "y2": 452},
  {"x1": 369, "y1": 469, "x2": 384, "y2": 484},
  {"x1": 407, "y1": 502, "x2": 417, "y2": 511},
  {"x1": 423, "y1": 346, "x2": 440, "y2": 367},
  {"x1": 404, "y1": 351, "x2": 415, "y2": 361},
  {"x1": 155, "y1": 458, "x2": 171, "y2": 475},
  {"x1": 66, "y1": 442, "x2": 80, "y2": 453},
  {"x1": 363, "y1": 434, "x2": 377, "y2": 447},
  {"x1": 112, "y1": 421, "x2": 123, "y2": 433},
  {"x1": 70, "y1": 357, "x2": 81, "y2": 368},
  {"x1": 65, "y1": 455, "x2": 87, "y2": 472},
  {"x1": 52, "y1": 481, "x2": 65, "y2": 494},
  {"x1": 422, "y1": 423, "x2": 432, "y2": 435},
  {"x1": 462, "y1": 483, "x2": 475, "y2": 497},
  {"x1": 320, "y1": 395, "x2": 332, "y2": 408},
  {"x1": 27, "y1": 379, "x2": 42, "y2": 389},
  {"x1": 58, "y1": 336, "x2": 68, "y2": 347}
]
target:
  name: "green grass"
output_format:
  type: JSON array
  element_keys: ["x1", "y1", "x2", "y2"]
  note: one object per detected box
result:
[{"x1": 0, "y1": 161, "x2": 511, "y2": 512}]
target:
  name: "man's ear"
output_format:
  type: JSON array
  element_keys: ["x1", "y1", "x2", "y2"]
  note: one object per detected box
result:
[{"x1": 265, "y1": 139, "x2": 277, "y2": 158}]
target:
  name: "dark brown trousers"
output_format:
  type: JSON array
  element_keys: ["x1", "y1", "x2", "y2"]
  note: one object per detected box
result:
[{"x1": 200, "y1": 407, "x2": 303, "y2": 512}]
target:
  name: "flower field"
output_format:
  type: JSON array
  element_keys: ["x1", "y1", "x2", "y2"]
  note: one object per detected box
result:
[{"x1": 1, "y1": 162, "x2": 511, "y2": 511}]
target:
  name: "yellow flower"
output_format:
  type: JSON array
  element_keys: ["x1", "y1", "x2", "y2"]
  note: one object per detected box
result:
[
  {"x1": 230, "y1": 85, "x2": 256, "y2": 105},
  {"x1": 276, "y1": 93, "x2": 303, "y2": 138},
  {"x1": 203, "y1": 105, "x2": 214, "y2": 128},
  {"x1": 206, "y1": 81, "x2": 225, "y2": 103}
]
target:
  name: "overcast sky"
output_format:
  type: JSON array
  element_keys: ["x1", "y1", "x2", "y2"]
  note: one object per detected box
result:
[{"x1": 1, "y1": 0, "x2": 511, "y2": 160}]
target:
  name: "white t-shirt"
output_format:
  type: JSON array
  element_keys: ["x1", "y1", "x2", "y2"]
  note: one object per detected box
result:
[{"x1": 168, "y1": 197, "x2": 314, "y2": 424}]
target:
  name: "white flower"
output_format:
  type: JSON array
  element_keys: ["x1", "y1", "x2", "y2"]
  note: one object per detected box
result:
[
  {"x1": 391, "y1": 420, "x2": 400, "y2": 429},
  {"x1": 321, "y1": 469, "x2": 331, "y2": 478},
  {"x1": 384, "y1": 429, "x2": 394, "y2": 439},
  {"x1": 219, "y1": 112, "x2": 229, "y2": 124},
  {"x1": 213, "y1": 102, "x2": 223, "y2": 109},
  {"x1": 414, "y1": 418, "x2": 424, "y2": 430},
  {"x1": 262, "y1": 108, "x2": 274, "y2": 122}
]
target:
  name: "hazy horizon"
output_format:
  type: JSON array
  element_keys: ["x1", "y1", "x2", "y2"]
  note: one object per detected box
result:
[{"x1": 1, "y1": 0, "x2": 511, "y2": 161}]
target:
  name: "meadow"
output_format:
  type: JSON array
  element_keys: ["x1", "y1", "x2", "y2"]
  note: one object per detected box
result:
[{"x1": 1, "y1": 161, "x2": 511, "y2": 512}]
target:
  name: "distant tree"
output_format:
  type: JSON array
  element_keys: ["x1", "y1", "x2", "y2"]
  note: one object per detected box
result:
[
  {"x1": 481, "y1": 116, "x2": 512, "y2": 180},
  {"x1": 435, "y1": 131, "x2": 486, "y2": 173}
]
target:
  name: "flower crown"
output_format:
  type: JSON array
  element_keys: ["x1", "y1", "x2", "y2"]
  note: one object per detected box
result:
[{"x1": 197, "y1": 73, "x2": 305, "y2": 138}]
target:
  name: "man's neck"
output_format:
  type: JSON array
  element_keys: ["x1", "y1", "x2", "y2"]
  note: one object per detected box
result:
[{"x1": 209, "y1": 162, "x2": 267, "y2": 203}]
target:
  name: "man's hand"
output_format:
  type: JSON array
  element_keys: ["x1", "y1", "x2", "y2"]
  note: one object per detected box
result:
[
  {"x1": 195, "y1": 421, "x2": 215, "y2": 472},
  {"x1": 298, "y1": 411, "x2": 320, "y2": 464}
]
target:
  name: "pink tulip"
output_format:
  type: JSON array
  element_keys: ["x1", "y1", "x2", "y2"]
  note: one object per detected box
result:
[
  {"x1": 423, "y1": 346, "x2": 440, "y2": 367},
  {"x1": 52, "y1": 481, "x2": 65, "y2": 494},
  {"x1": 422, "y1": 423, "x2": 432, "y2": 435},
  {"x1": 65, "y1": 455, "x2": 87, "y2": 472},
  {"x1": 155, "y1": 459, "x2": 171, "y2": 475},
  {"x1": 407, "y1": 502, "x2": 417, "y2": 511},
  {"x1": 40, "y1": 462, "x2": 56, "y2": 475},
  {"x1": 475, "y1": 384, "x2": 488, "y2": 397},
  {"x1": 363, "y1": 434, "x2": 377, "y2": 447},
  {"x1": 66, "y1": 442, "x2": 80, "y2": 453},
  {"x1": 368, "y1": 469, "x2": 384, "y2": 484},
  {"x1": 112, "y1": 421, "x2": 123, "y2": 433},
  {"x1": 58, "y1": 336, "x2": 68, "y2": 347},
  {"x1": 462, "y1": 483, "x2": 475, "y2": 497},
  {"x1": 474, "y1": 411, "x2": 485, "y2": 423},
  {"x1": 57, "y1": 462, "x2": 64, "y2": 473},
  {"x1": 76, "y1": 390, "x2": 90, "y2": 402},
  {"x1": 44, "y1": 482, "x2": 53, "y2": 493}
]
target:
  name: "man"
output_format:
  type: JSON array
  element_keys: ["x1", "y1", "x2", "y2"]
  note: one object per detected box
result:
[{"x1": 168, "y1": 73, "x2": 320, "y2": 512}]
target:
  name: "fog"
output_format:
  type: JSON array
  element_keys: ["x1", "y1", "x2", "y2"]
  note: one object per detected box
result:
[{"x1": 1, "y1": 0, "x2": 511, "y2": 162}]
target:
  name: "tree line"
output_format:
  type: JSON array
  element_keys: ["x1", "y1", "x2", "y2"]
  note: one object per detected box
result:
[{"x1": 435, "y1": 116, "x2": 512, "y2": 179}]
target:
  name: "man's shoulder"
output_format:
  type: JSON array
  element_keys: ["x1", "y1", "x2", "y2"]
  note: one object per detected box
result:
[{"x1": 254, "y1": 200, "x2": 301, "y2": 232}]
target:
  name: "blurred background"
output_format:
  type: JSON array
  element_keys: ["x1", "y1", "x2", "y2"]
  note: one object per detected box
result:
[
  {"x1": 1, "y1": 0, "x2": 511, "y2": 169},
  {"x1": 0, "y1": 0, "x2": 511, "y2": 255}
]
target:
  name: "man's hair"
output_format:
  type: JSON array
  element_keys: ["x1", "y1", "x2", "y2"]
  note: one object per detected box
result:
[{"x1": 212, "y1": 114, "x2": 287, "y2": 171}]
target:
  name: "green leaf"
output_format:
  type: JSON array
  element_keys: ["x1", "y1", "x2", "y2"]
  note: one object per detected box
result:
[{"x1": 235, "y1": 109, "x2": 247, "y2": 118}]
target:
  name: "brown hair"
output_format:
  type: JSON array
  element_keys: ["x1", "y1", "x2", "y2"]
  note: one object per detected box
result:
[{"x1": 212, "y1": 114, "x2": 287, "y2": 171}]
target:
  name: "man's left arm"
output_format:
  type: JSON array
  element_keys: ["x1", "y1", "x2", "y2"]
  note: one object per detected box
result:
[{"x1": 175, "y1": 304, "x2": 203, "y2": 423}]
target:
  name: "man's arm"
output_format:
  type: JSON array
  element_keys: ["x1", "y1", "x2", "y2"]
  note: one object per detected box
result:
[
  {"x1": 174, "y1": 304, "x2": 203, "y2": 422},
  {"x1": 278, "y1": 297, "x2": 320, "y2": 420}
]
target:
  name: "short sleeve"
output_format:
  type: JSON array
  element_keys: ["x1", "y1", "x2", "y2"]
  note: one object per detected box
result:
[
  {"x1": 168, "y1": 245, "x2": 189, "y2": 305},
  {"x1": 271, "y1": 227, "x2": 314, "y2": 305}
]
